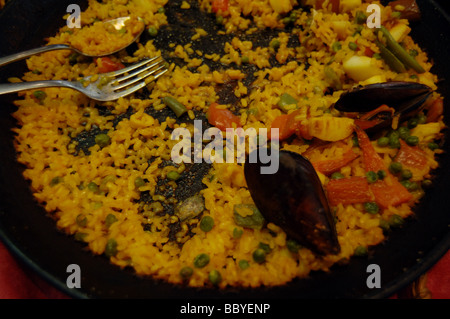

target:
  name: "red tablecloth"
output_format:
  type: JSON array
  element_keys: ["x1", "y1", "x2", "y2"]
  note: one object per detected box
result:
[{"x1": 0, "y1": 240, "x2": 448, "y2": 299}]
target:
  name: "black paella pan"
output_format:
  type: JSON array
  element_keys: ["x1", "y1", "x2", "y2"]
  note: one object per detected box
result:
[{"x1": 0, "y1": 0, "x2": 449, "y2": 299}]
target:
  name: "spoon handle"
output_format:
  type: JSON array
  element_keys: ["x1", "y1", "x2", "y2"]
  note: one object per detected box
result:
[{"x1": 0, "y1": 44, "x2": 73, "y2": 68}]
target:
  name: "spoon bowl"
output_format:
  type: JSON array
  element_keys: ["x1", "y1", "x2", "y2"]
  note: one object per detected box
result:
[{"x1": 0, "y1": 16, "x2": 145, "y2": 67}]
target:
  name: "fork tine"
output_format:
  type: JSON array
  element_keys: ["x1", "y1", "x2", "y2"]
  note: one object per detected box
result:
[
  {"x1": 114, "y1": 59, "x2": 165, "y2": 84},
  {"x1": 112, "y1": 68, "x2": 168, "y2": 98},
  {"x1": 105, "y1": 56, "x2": 159, "y2": 77},
  {"x1": 112, "y1": 64, "x2": 166, "y2": 91}
]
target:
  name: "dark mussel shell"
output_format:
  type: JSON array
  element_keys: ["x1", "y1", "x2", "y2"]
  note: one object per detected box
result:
[
  {"x1": 334, "y1": 81, "x2": 432, "y2": 113},
  {"x1": 334, "y1": 81, "x2": 433, "y2": 134},
  {"x1": 244, "y1": 149, "x2": 340, "y2": 255}
]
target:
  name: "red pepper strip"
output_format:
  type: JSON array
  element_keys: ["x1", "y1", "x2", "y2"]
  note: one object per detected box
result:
[
  {"x1": 395, "y1": 139, "x2": 429, "y2": 179},
  {"x1": 312, "y1": 148, "x2": 359, "y2": 175},
  {"x1": 208, "y1": 102, "x2": 241, "y2": 131},
  {"x1": 97, "y1": 57, "x2": 125, "y2": 74},
  {"x1": 326, "y1": 177, "x2": 372, "y2": 206},
  {"x1": 355, "y1": 126, "x2": 412, "y2": 208}
]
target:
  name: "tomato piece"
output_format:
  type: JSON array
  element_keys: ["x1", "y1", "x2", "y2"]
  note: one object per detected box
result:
[
  {"x1": 269, "y1": 110, "x2": 301, "y2": 141},
  {"x1": 212, "y1": 0, "x2": 229, "y2": 14},
  {"x1": 208, "y1": 103, "x2": 241, "y2": 131},
  {"x1": 312, "y1": 148, "x2": 359, "y2": 175},
  {"x1": 326, "y1": 177, "x2": 372, "y2": 206},
  {"x1": 426, "y1": 97, "x2": 443, "y2": 123},
  {"x1": 395, "y1": 140, "x2": 429, "y2": 180},
  {"x1": 364, "y1": 47, "x2": 374, "y2": 57},
  {"x1": 97, "y1": 57, "x2": 125, "y2": 74}
]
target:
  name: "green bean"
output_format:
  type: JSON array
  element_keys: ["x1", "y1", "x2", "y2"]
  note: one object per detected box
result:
[
  {"x1": 277, "y1": 93, "x2": 298, "y2": 112},
  {"x1": 376, "y1": 40, "x2": 406, "y2": 73},
  {"x1": 162, "y1": 96, "x2": 187, "y2": 117},
  {"x1": 379, "y1": 26, "x2": 425, "y2": 73}
]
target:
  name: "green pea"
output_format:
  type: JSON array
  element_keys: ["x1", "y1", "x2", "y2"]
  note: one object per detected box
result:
[
  {"x1": 258, "y1": 242, "x2": 271, "y2": 253},
  {"x1": 216, "y1": 15, "x2": 224, "y2": 25},
  {"x1": 389, "y1": 134, "x2": 401, "y2": 149},
  {"x1": 352, "y1": 135, "x2": 359, "y2": 147},
  {"x1": 232, "y1": 227, "x2": 243, "y2": 239},
  {"x1": 377, "y1": 136, "x2": 389, "y2": 147},
  {"x1": 134, "y1": 176, "x2": 146, "y2": 188},
  {"x1": 332, "y1": 41, "x2": 342, "y2": 52},
  {"x1": 95, "y1": 133, "x2": 110, "y2": 148},
  {"x1": 252, "y1": 248, "x2": 266, "y2": 264},
  {"x1": 354, "y1": 246, "x2": 368, "y2": 257},
  {"x1": 389, "y1": 162, "x2": 403, "y2": 174},
  {"x1": 417, "y1": 114, "x2": 427, "y2": 124},
  {"x1": 105, "y1": 238, "x2": 118, "y2": 257},
  {"x1": 348, "y1": 42, "x2": 358, "y2": 51},
  {"x1": 241, "y1": 56, "x2": 250, "y2": 64},
  {"x1": 373, "y1": 53, "x2": 382, "y2": 60},
  {"x1": 388, "y1": 214, "x2": 404, "y2": 228},
  {"x1": 400, "y1": 169, "x2": 413, "y2": 180},
  {"x1": 74, "y1": 232, "x2": 88, "y2": 242},
  {"x1": 398, "y1": 126, "x2": 410, "y2": 140},
  {"x1": 33, "y1": 90, "x2": 47, "y2": 101},
  {"x1": 76, "y1": 214, "x2": 88, "y2": 227},
  {"x1": 405, "y1": 135, "x2": 419, "y2": 146},
  {"x1": 50, "y1": 176, "x2": 62, "y2": 186},
  {"x1": 208, "y1": 270, "x2": 222, "y2": 285},
  {"x1": 379, "y1": 219, "x2": 390, "y2": 232},
  {"x1": 157, "y1": 7, "x2": 165, "y2": 13},
  {"x1": 193, "y1": 253, "x2": 210, "y2": 268},
  {"x1": 401, "y1": 180, "x2": 418, "y2": 191},
  {"x1": 277, "y1": 93, "x2": 298, "y2": 112},
  {"x1": 270, "y1": 39, "x2": 280, "y2": 50},
  {"x1": 422, "y1": 179, "x2": 433, "y2": 189},
  {"x1": 199, "y1": 215, "x2": 214, "y2": 232},
  {"x1": 409, "y1": 49, "x2": 419, "y2": 57},
  {"x1": 147, "y1": 26, "x2": 158, "y2": 37},
  {"x1": 366, "y1": 171, "x2": 378, "y2": 183},
  {"x1": 286, "y1": 239, "x2": 301, "y2": 253},
  {"x1": 179, "y1": 266, "x2": 193, "y2": 280},
  {"x1": 238, "y1": 259, "x2": 250, "y2": 270},
  {"x1": 87, "y1": 181, "x2": 99, "y2": 193},
  {"x1": 428, "y1": 142, "x2": 439, "y2": 151},
  {"x1": 391, "y1": 11, "x2": 402, "y2": 19},
  {"x1": 377, "y1": 170, "x2": 387, "y2": 180},
  {"x1": 167, "y1": 171, "x2": 180, "y2": 181},
  {"x1": 407, "y1": 118, "x2": 418, "y2": 129},
  {"x1": 331, "y1": 172, "x2": 345, "y2": 180},
  {"x1": 364, "y1": 202, "x2": 379, "y2": 214},
  {"x1": 105, "y1": 213, "x2": 118, "y2": 228}
]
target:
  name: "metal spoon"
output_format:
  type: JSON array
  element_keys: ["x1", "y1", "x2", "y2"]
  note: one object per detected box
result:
[{"x1": 0, "y1": 17, "x2": 145, "y2": 67}]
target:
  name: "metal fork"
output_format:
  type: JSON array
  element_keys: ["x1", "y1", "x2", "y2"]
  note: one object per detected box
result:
[{"x1": 0, "y1": 56, "x2": 168, "y2": 101}]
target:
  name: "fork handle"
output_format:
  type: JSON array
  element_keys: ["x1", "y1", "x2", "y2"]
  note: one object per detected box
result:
[
  {"x1": 0, "y1": 80, "x2": 79, "y2": 96},
  {"x1": 0, "y1": 44, "x2": 73, "y2": 68}
]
